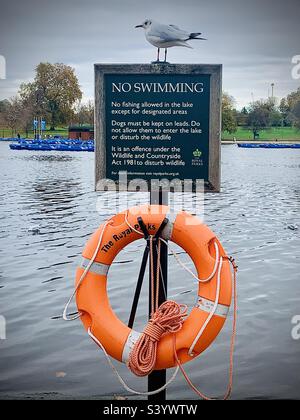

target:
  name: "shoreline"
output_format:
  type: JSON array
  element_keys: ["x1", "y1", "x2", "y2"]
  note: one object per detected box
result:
[{"x1": 222, "y1": 139, "x2": 300, "y2": 144}]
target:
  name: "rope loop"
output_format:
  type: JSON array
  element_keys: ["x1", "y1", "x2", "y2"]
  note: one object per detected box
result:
[
  {"x1": 128, "y1": 300, "x2": 187, "y2": 377},
  {"x1": 144, "y1": 322, "x2": 165, "y2": 342}
]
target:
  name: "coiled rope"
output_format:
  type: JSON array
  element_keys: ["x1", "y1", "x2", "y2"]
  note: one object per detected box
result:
[
  {"x1": 128, "y1": 235, "x2": 188, "y2": 377},
  {"x1": 128, "y1": 300, "x2": 188, "y2": 376}
]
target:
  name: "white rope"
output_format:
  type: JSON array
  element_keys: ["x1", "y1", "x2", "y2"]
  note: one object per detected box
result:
[
  {"x1": 88, "y1": 327, "x2": 179, "y2": 396},
  {"x1": 62, "y1": 221, "x2": 109, "y2": 321},
  {"x1": 125, "y1": 210, "x2": 143, "y2": 236},
  {"x1": 188, "y1": 252, "x2": 223, "y2": 356},
  {"x1": 125, "y1": 212, "x2": 223, "y2": 359},
  {"x1": 157, "y1": 237, "x2": 223, "y2": 356},
  {"x1": 160, "y1": 238, "x2": 220, "y2": 284},
  {"x1": 125, "y1": 212, "x2": 220, "y2": 284}
]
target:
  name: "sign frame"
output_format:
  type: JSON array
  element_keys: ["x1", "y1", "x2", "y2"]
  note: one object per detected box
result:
[{"x1": 95, "y1": 63, "x2": 222, "y2": 192}]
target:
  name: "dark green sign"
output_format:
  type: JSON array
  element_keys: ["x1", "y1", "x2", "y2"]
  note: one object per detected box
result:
[
  {"x1": 95, "y1": 64, "x2": 222, "y2": 192},
  {"x1": 104, "y1": 73, "x2": 210, "y2": 183}
]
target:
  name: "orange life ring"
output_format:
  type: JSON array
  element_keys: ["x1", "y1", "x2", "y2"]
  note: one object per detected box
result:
[{"x1": 75, "y1": 204, "x2": 232, "y2": 370}]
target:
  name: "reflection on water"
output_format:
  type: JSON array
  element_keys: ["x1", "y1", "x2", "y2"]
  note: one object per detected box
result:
[
  {"x1": 0, "y1": 144, "x2": 300, "y2": 400},
  {"x1": 16, "y1": 153, "x2": 78, "y2": 164}
]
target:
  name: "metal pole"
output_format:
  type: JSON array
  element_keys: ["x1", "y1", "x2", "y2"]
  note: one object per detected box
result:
[{"x1": 148, "y1": 188, "x2": 168, "y2": 400}]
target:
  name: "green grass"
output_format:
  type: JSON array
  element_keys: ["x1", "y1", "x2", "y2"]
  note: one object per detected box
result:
[
  {"x1": 0, "y1": 127, "x2": 69, "y2": 138},
  {"x1": 222, "y1": 127, "x2": 300, "y2": 141},
  {"x1": 2, "y1": 125, "x2": 300, "y2": 141}
]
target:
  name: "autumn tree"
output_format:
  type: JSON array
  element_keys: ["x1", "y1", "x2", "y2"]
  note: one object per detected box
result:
[
  {"x1": 2, "y1": 97, "x2": 24, "y2": 136},
  {"x1": 73, "y1": 101, "x2": 94, "y2": 126},
  {"x1": 235, "y1": 106, "x2": 248, "y2": 127},
  {"x1": 247, "y1": 98, "x2": 282, "y2": 138},
  {"x1": 0, "y1": 100, "x2": 10, "y2": 128},
  {"x1": 292, "y1": 101, "x2": 300, "y2": 129},
  {"x1": 222, "y1": 93, "x2": 237, "y2": 134},
  {"x1": 280, "y1": 87, "x2": 300, "y2": 129},
  {"x1": 0, "y1": 99, "x2": 9, "y2": 113},
  {"x1": 19, "y1": 62, "x2": 82, "y2": 130}
]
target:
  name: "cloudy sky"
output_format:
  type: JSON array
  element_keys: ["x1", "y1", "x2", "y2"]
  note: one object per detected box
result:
[{"x1": 0, "y1": 0, "x2": 299, "y2": 108}]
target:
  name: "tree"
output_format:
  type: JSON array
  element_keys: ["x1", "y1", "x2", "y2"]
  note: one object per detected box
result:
[
  {"x1": 20, "y1": 62, "x2": 82, "y2": 130},
  {"x1": 247, "y1": 98, "x2": 279, "y2": 138},
  {"x1": 292, "y1": 101, "x2": 300, "y2": 129},
  {"x1": 222, "y1": 93, "x2": 237, "y2": 134},
  {"x1": 73, "y1": 101, "x2": 94, "y2": 126},
  {"x1": 280, "y1": 88, "x2": 300, "y2": 129},
  {"x1": 2, "y1": 97, "x2": 23, "y2": 136},
  {"x1": 0, "y1": 96, "x2": 35, "y2": 137},
  {"x1": 270, "y1": 108, "x2": 283, "y2": 127},
  {"x1": 0, "y1": 99, "x2": 9, "y2": 113},
  {"x1": 0, "y1": 100, "x2": 10, "y2": 128},
  {"x1": 18, "y1": 102, "x2": 35, "y2": 137},
  {"x1": 279, "y1": 98, "x2": 291, "y2": 126},
  {"x1": 236, "y1": 106, "x2": 249, "y2": 127}
]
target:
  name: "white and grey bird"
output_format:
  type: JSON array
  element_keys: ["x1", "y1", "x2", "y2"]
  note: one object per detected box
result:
[{"x1": 135, "y1": 19, "x2": 207, "y2": 62}]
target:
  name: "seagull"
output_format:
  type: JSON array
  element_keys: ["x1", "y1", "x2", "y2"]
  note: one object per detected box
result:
[{"x1": 135, "y1": 19, "x2": 207, "y2": 62}]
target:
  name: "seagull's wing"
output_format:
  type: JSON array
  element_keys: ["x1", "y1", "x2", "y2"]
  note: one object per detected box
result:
[{"x1": 149, "y1": 22, "x2": 190, "y2": 42}]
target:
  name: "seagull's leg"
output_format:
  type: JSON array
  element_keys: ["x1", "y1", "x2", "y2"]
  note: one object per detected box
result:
[
  {"x1": 164, "y1": 49, "x2": 167, "y2": 62},
  {"x1": 157, "y1": 48, "x2": 160, "y2": 62}
]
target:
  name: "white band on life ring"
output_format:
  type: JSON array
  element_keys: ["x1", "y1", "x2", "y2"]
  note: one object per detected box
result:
[
  {"x1": 122, "y1": 330, "x2": 142, "y2": 363},
  {"x1": 161, "y1": 212, "x2": 177, "y2": 241},
  {"x1": 195, "y1": 296, "x2": 229, "y2": 319},
  {"x1": 81, "y1": 258, "x2": 110, "y2": 276}
]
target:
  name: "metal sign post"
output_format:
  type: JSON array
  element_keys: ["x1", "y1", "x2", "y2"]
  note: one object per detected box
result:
[
  {"x1": 148, "y1": 189, "x2": 169, "y2": 400},
  {"x1": 33, "y1": 118, "x2": 38, "y2": 139}
]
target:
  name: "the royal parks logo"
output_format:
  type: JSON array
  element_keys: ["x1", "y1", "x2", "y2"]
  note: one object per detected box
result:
[
  {"x1": 193, "y1": 148, "x2": 202, "y2": 158},
  {"x1": 191, "y1": 148, "x2": 203, "y2": 167}
]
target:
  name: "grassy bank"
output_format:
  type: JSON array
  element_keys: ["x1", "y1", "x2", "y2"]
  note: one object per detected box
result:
[
  {"x1": 1, "y1": 126, "x2": 300, "y2": 141},
  {"x1": 222, "y1": 127, "x2": 300, "y2": 141},
  {"x1": 0, "y1": 127, "x2": 69, "y2": 138}
]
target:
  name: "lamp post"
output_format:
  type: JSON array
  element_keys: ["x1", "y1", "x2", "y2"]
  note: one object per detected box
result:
[{"x1": 271, "y1": 83, "x2": 275, "y2": 99}]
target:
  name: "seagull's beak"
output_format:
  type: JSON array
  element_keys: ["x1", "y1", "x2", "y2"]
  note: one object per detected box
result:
[{"x1": 135, "y1": 24, "x2": 143, "y2": 28}]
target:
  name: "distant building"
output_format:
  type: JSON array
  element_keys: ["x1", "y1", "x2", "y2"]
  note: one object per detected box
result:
[{"x1": 68, "y1": 125, "x2": 94, "y2": 140}]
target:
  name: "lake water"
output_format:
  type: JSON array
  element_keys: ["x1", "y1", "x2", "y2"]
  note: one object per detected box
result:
[{"x1": 0, "y1": 142, "x2": 299, "y2": 400}]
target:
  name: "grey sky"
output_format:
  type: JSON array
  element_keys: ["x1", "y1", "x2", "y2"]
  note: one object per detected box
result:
[{"x1": 0, "y1": 0, "x2": 299, "y2": 108}]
